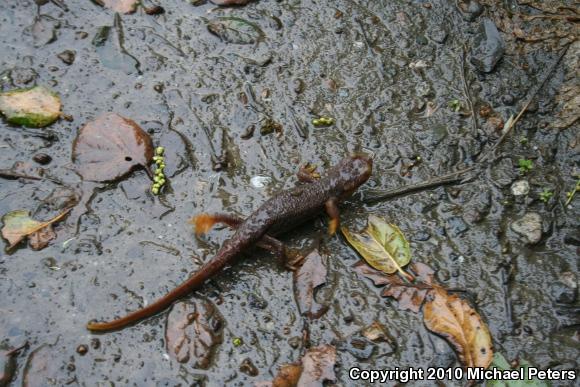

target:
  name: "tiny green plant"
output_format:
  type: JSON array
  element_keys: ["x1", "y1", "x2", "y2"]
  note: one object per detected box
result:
[
  {"x1": 565, "y1": 178, "x2": 580, "y2": 206},
  {"x1": 448, "y1": 99, "x2": 462, "y2": 112},
  {"x1": 539, "y1": 188, "x2": 553, "y2": 203},
  {"x1": 518, "y1": 158, "x2": 533, "y2": 174}
]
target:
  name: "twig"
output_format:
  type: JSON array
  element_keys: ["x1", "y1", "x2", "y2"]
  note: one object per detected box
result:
[
  {"x1": 0, "y1": 169, "x2": 42, "y2": 180},
  {"x1": 362, "y1": 44, "x2": 570, "y2": 204},
  {"x1": 478, "y1": 43, "x2": 570, "y2": 163},
  {"x1": 363, "y1": 166, "x2": 475, "y2": 203}
]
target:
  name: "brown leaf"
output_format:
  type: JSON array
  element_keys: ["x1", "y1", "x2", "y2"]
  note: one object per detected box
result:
[
  {"x1": 353, "y1": 261, "x2": 434, "y2": 312},
  {"x1": 165, "y1": 299, "x2": 224, "y2": 369},
  {"x1": 298, "y1": 345, "x2": 337, "y2": 386},
  {"x1": 94, "y1": 0, "x2": 138, "y2": 14},
  {"x1": 1, "y1": 208, "x2": 70, "y2": 252},
  {"x1": 72, "y1": 113, "x2": 153, "y2": 182},
  {"x1": 258, "y1": 363, "x2": 302, "y2": 387},
  {"x1": 423, "y1": 287, "x2": 493, "y2": 369},
  {"x1": 23, "y1": 343, "x2": 72, "y2": 387},
  {"x1": 293, "y1": 250, "x2": 328, "y2": 319},
  {"x1": 256, "y1": 345, "x2": 336, "y2": 387},
  {"x1": 28, "y1": 226, "x2": 56, "y2": 250}
]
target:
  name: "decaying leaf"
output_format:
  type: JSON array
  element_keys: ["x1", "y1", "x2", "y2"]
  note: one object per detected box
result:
[
  {"x1": 165, "y1": 299, "x2": 224, "y2": 369},
  {"x1": 298, "y1": 345, "x2": 337, "y2": 386},
  {"x1": 207, "y1": 17, "x2": 264, "y2": 45},
  {"x1": 342, "y1": 215, "x2": 412, "y2": 279},
  {"x1": 353, "y1": 261, "x2": 434, "y2": 312},
  {"x1": 23, "y1": 343, "x2": 72, "y2": 387},
  {"x1": 93, "y1": 0, "x2": 138, "y2": 13},
  {"x1": 423, "y1": 287, "x2": 493, "y2": 369},
  {"x1": 1, "y1": 208, "x2": 70, "y2": 252},
  {"x1": 488, "y1": 353, "x2": 549, "y2": 387},
  {"x1": 1, "y1": 344, "x2": 26, "y2": 387},
  {"x1": 0, "y1": 86, "x2": 61, "y2": 127},
  {"x1": 258, "y1": 345, "x2": 337, "y2": 387},
  {"x1": 72, "y1": 113, "x2": 153, "y2": 182},
  {"x1": 293, "y1": 249, "x2": 328, "y2": 319}
]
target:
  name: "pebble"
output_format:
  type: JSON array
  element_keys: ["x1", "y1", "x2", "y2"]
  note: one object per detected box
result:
[
  {"x1": 549, "y1": 272, "x2": 577, "y2": 304},
  {"x1": 511, "y1": 180, "x2": 530, "y2": 196},
  {"x1": 57, "y1": 50, "x2": 76, "y2": 65},
  {"x1": 33, "y1": 153, "x2": 52, "y2": 165},
  {"x1": 510, "y1": 212, "x2": 542, "y2": 244},
  {"x1": 239, "y1": 358, "x2": 259, "y2": 376},
  {"x1": 470, "y1": 18, "x2": 505, "y2": 73}
]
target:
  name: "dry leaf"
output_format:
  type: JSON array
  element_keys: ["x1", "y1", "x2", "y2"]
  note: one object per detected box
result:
[
  {"x1": 1, "y1": 209, "x2": 70, "y2": 252},
  {"x1": 293, "y1": 249, "x2": 328, "y2": 319},
  {"x1": 423, "y1": 287, "x2": 493, "y2": 368},
  {"x1": 94, "y1": 0, "x2": 138, "y2": 14},
  {"x1": 165, "y1": 299, "x2": 224, "y2": 369},
  {"x1": 298, "y1": 345, "x2": 337, "y2": 386},
  {"x1": 353, "y1": 261, "x2": 434, "y2": 313},
  {"x1": 72, "y1": 113, "x2": 153, "y2": 182},
  {"x1": 257, "y1": 345, "x2": 337, "y2": 387}
]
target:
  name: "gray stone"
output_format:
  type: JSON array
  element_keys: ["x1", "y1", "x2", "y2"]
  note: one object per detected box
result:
[
  {"x1": 511, "y1": 180, "x2": 530, "y2": 196},
  {"x1": 511, "y1": 212, "x2": 542, "y2": 244}
]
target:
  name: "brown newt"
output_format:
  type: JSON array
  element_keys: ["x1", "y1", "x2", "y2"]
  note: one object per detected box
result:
[{"x1": 87, "y1": 154, "x2": 372, "y2": 331}]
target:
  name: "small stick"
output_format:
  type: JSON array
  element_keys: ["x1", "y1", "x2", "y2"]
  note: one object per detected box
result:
[{"x1": 363, "y1": 44, "x2": 570, "y2": 204}]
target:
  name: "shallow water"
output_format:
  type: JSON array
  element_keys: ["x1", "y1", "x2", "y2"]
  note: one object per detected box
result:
[{"x1": 1, "y1": 0, "x2": 578, "y2": 385}]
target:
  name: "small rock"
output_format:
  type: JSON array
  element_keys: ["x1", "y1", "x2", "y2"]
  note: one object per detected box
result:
[
  {"x1": 511, "y1": 180, "x2": 530, "y2": 196},
  {"x1": 33, "y1": 153, "x2": 52, "y2": 165},
  {"x1": 456, "y1": 0, "x2": 483, "y2": 21},
  {"x1": 510, "y1": 212, "x2": 542, "y2": 244},
  {"x1": 247, "y1": 293, "x2": 268, "y2": 310},
  {"x1": 239, "y1": 358, "x2": 259, "y2": 377},
  {"x1": 470, "y1": 18, "x2": 505, "y2": 73},
  {"x1": 413, "y1": 230, "x2": 431, "y2": 242},
  {"x1": 549, "y1": 274, "x2": 577, "y2": 304},
  {"x1": 57, "y1": 50, "x2": 76, "y2": 65}
]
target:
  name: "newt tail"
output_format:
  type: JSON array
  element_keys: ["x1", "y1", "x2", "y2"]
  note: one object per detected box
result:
[{"x1": 87, "y1": 154, "x2": 372, "y2": 332}]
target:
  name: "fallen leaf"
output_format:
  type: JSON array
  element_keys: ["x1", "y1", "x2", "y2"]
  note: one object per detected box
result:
[
  {"x1": 93, "y1": 0, "x2": 138, "y2": 13},
  {"x1": 23, "y1": 343, "x2": 72, "y2": 387},
  {"x1": 0, "y1": 344, "x2": 26, "y2": 387},
  {"x1": 207, "y1": 17, "x2": 264, "y2": 45},
  {"x1": 488, "y1": 353, "x2": 549, "y2": 387},
  {"x1": 72, "y1": 113, "x2": 153, "y2": 182},
  {"x1": 1, "y1": 208, "x2": 70, "y2": 252},
  {"x1": 361, "y1": 321, "x2": 392, "y2": 343},
  {"x1": 298, "y1": 345, "x2": 337, "y2": 386},
  {"x1": 342, "y1": 215, "x2": 412, "y2": 279},
  {"x1": 256, "y1": 345, "x2": 336, "y2": 387},
  {"x1": 165, "y1": 299, "x2": 224, "y2": 369},
  {"x1": 353, "y1": 261, "x2": 434, "y2": 312},
  {"x1": 0, "y1": 86, "x2": 61, "y2": 128},
  {"x1": 293, "y1": 249, "x2": 328, "y2": 319},
  {"x1": 256, "y1": 363, "x2": 302, "y2": 387},
  {"x1": 423, "y1": 287, "x2": 493, "y2": 369}
]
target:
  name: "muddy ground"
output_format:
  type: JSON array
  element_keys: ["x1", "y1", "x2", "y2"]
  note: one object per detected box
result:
[{"x1": 0, "y1": 0, "x2": 578, "y2": 386}]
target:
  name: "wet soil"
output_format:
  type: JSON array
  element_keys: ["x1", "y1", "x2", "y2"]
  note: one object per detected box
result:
[{"x1": 0, "y1": 0, "x2": 578, "y2": 385}]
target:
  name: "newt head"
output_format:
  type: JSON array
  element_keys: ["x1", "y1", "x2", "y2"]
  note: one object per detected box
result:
[{"x1": 335, "y1": 153, "x2": 373, "y2": 199}]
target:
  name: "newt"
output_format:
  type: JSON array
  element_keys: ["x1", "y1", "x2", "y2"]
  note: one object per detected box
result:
[{"x1": 87, "y1": 154, "x2": 373, "y2": 332}]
